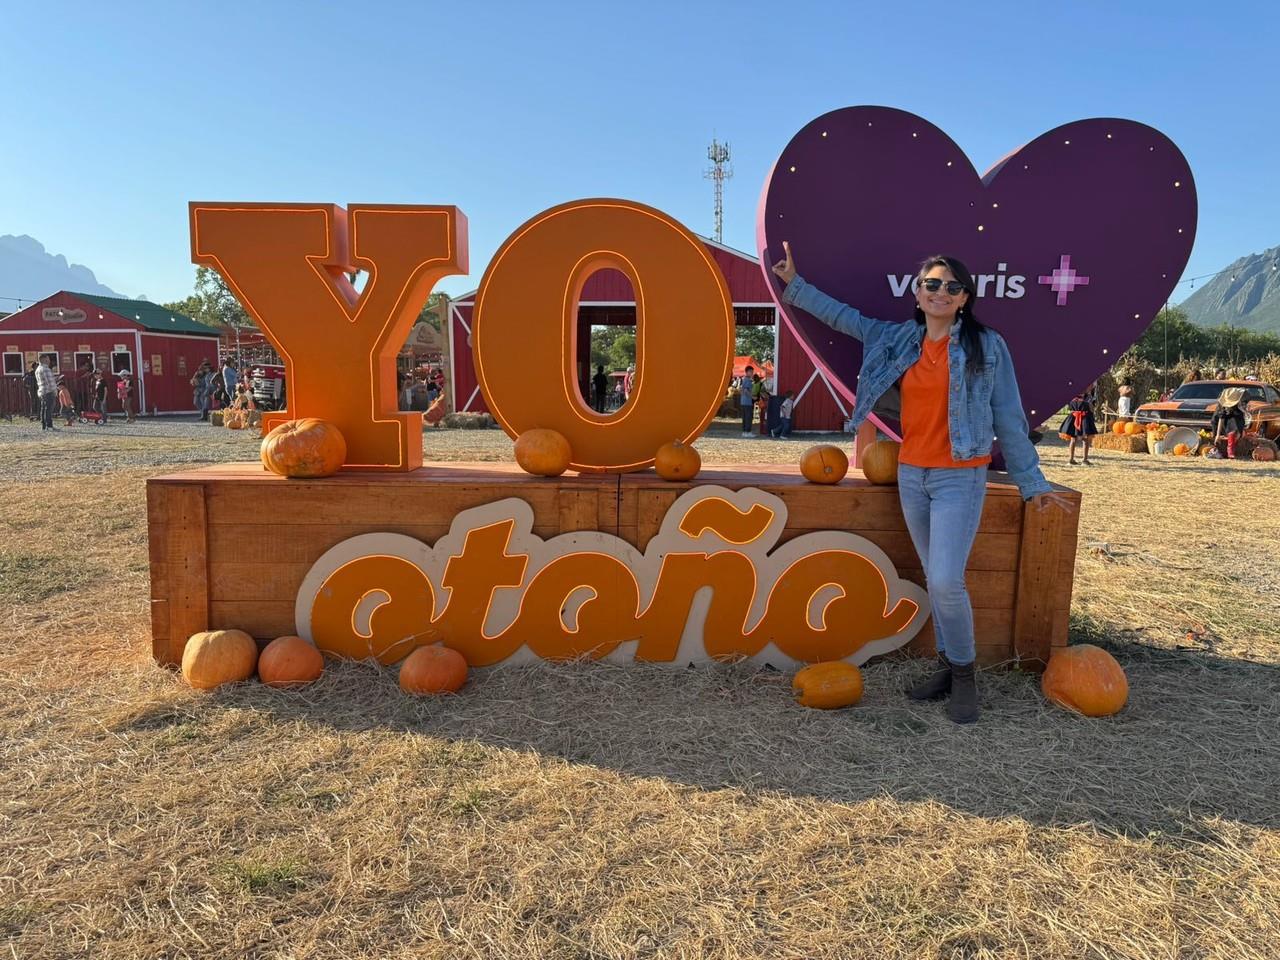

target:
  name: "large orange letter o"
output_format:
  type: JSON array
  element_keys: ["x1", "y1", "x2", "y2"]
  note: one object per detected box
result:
[{"x1": 472, "y1": 199, "x2": 734, "y2": 472}]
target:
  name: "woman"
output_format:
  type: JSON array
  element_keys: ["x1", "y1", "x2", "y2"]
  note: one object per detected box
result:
[{"x1": 772, "y1": 242, "x2": 1074, "y2": 723}]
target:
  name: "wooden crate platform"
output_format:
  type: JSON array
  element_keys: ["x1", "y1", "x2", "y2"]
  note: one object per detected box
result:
[{"x1": 148, "y1": 462, "x2": 1080, "y2": 669}]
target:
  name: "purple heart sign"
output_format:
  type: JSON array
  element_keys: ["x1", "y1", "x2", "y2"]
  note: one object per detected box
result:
[{"x1": 756, "y1": 106, "x2": 1196, "y2": 434}]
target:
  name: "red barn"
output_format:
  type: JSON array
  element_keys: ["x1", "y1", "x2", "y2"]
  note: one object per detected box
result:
[
  {"x1": 0, "y1": 292, "x2": 221, "y2": 416},
  {"x1": 447, "y1": 237, "x2": 848, "y2": 432}
]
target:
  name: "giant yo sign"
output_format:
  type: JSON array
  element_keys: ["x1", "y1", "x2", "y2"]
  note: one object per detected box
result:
[{"x1": 756, "y1": 106, "x2": 1196, "y2": 436}]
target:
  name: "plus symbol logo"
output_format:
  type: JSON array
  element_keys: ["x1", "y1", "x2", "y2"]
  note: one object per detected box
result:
[{"x1": 1038, "y1": 255, "x2": 1090, "y2": 306}]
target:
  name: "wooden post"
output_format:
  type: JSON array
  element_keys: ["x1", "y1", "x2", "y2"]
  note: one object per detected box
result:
[
  {"x1": 1012, "y1": 498, "x2": 1066, "y2": 668},
  {"x1": 148, "y1": 482, "x2": 210, "y2": 666}
]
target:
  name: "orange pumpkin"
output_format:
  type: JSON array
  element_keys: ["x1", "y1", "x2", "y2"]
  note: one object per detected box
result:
[
  {"x1": 257, "y1": 635, "x2": 324, "y2": 688},
  {"x1": 225, "y1": 414, "x2": 246, "y2": 430},
  {"x1": 1112, "y1": 421, "x2": 1129, "y2": 435},
  {"x1": 1173, "y1": 443, "x2": 1190, "y2": 456},
  {"x1": 1041, "y1": 644, "x2": 1128, "y2": 717},
  {"x1": 399, "y1": 644, "x2": 469, "y2": 695},
  {"x1": 859, "y1": 439, "x2": 900, "y2": 485},
  {"x1": 654, "y1": 440, "x2": 701, "y2": 481},
  {"x1": 800, "y1": 444, "x2": 849, "y2": 484},
  {"x1": 793, "y1": 661, "x2": 864, "y2": 709},
  {"x1": 514, "y1": 428, "x2": 572, "y2": 477},
  {"x1": 181, "y1": 629, "x2": 259, "y2": 690},
  {"x1": 1124, "y1": 421, "x2": 1142, "y2": 435},
  {"x1": 261, "y1": 418, "x2": 347, "y2": 478}
]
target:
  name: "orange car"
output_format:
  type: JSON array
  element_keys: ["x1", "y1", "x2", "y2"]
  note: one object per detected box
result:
[{"x1": 1134, "y1": 379, "x2": 1280, "y2": 439}]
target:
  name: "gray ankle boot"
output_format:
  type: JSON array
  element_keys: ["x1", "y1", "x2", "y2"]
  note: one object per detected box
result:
[
  {"x1": 907, "y1": 654, "x2": 952, "y2": 701},
  {"x1": 947, "y1": 660, "x2": 980, "y2": 724}
]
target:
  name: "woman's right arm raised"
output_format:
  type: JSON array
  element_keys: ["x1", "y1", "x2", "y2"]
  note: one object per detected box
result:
[{"x1": 771, "y1": 241, "x2": 879, "y2": 343}]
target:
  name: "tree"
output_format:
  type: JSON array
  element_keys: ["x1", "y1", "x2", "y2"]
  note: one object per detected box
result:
[
  {"x1": 589, "y1": 326, "x2": 635, "y2": 371},
  {"x1": 417, "y1": 292, "x2": 448, "y2": 331},
  {"x1": 163, "y1": 266, "x2": 251, "y2": 331},
  {"x1": 736, "y1": 324, "x2": 775, "y2": 364},
  {"x1": 1130, "y1": 307, "x2": 1280, "y2": 367}
]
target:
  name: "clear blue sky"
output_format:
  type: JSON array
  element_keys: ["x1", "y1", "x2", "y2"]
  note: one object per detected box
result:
[{"x1": 1, "y1": 1, "x2": 1275, "y2": 306}]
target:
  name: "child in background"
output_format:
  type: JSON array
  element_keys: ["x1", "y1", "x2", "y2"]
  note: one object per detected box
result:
[
  {"x1": 116, "y1": 372, "x2": 135, "y2": 422},
  {"x1": 1059, "y1": 383, "x2": 1098, "y2": 465},
  {"x1": 56, "y1": 377, "x2": 75, "y2": 426}
]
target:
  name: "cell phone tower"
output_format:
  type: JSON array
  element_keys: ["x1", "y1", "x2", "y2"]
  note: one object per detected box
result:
[{"x1": 705, "y1": 139, "x2": 733, "y2": 243}]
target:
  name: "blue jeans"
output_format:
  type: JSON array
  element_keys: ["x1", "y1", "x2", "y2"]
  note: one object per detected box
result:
[
  {"x1": 771, "y1": 417, "x2": 791, "y2": 438},
  {"x1": 741, "y1": 403, "x2": 753, "y2": 432},
  {"x1": 897, "y1": 463, "x2": 988, "y2": 666}
]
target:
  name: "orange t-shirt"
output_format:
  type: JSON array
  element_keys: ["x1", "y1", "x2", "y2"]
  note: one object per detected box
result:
[{"x1": 898, "y1": 335, "x2": 991, "y2": 469}]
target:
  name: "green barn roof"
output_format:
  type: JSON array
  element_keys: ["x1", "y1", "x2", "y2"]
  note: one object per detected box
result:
[{"x1": 73, "y1": 293, "x2": 221, "y2": 337}]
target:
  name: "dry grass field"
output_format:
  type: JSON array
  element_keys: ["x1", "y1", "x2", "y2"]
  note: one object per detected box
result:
[{"x1": 2, "y1": 419, "x2": 1278, "y2": 959}]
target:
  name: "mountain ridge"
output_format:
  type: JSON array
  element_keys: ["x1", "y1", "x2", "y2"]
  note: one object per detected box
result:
[
  {"x1": 1178, "y1": 244, "x2": 1280, "y2": 335},
  {"x1": 0, "y1": 234, "x2": 124, "y2": 306}
]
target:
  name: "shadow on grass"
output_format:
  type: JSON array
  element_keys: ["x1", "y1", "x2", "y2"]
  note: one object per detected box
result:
[{"x1": 120, "y1": 624, "x2": 1280, "y2": 840}]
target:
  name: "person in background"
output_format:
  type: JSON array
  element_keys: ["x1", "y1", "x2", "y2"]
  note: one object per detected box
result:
[
  {"x1": 1213, "y1": 367, "x2": 1227, "y2": 381},
  {"x1": 56, "y1": 376, "x2": 76, "y2": 426},
  {"x1": 754, "y1": 373, "x2": 771, "y2": 435},
  {"x1": 1182, "y1": 367, "x2": 1203, "y2": 385},
  {"x1": 1116, "y1": 383, "x2": 1134, "y2": 420},
  {"x1": 623, "y1": 364, "x2": 636, "y2": 402},
  {"x1": 1211, "y1": 386, "x2": 1247, "y2": 459},
  {"x1": 592, "y1": 364, "x2": 609, "y2": 413},
  {"x1": 35, "y1": 355, "x2": 58, "y2": 430},
  {"x1": 92, "y1": 370, "x2": 110, "y2": 424},
  {"x1": 221, "y1": 357, "x2": 237, "y2": 398},
  {"x1": 192, "y1": 360, "x2": 211, "y2": 419},
  {"x1": 116, "y1": 372, "x2": 136, "y2": 423},
  {"x1": 411, "y1": 376, "x2": 429, "y2": 411},
  {"x1": 398, "y1": 373, "x2": 413, "y2": 411},
  {"x1": 1059, "y1": 382, "x2": 1098, "y2": 465},
  {"x1": 772, "y1": 390, "x2": 795, "y2": 438},
  {"x1": 24, "y1": 361, "x2": 39, "y2": 420},
  {"x1": 738, "y1": 365, "x2": 756, "y2": 436}
]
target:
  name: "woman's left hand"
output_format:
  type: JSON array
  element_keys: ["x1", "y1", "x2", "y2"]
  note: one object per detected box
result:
[{"x1": 1029, "y1": 491, "x2": 1076, "y2": 513}]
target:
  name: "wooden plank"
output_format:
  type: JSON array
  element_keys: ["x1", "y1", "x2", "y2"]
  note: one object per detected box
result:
[
  {"x1": 209, "y1": 562, "x2": 310, "y2": 603},
  {"x1": 1011, "y1": 499, "x2": 1069, "y2": 668},
  {"x1": 208, "y1": 523, "x2": 455, "y2": 561},
  {"x1": 558, "y1": 485, "x2": 605, "y2": 534},
  {"x1": 147, "y1": 482, "x2": 209, "y2": 665},
  {"x1": 209, "y1": 601, "x2": 297, "y2": 639},
  {"x1": 205, "y1": 482, "x2": 570, "y2": 527}
]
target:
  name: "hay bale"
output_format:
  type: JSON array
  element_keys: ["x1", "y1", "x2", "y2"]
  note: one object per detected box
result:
[
  {"x1": 442, "y1": 412, "x2": 496, "y2": 430},
  {"x1": 1091, "y1": 432, "x2": 1148, "y2": 453}
]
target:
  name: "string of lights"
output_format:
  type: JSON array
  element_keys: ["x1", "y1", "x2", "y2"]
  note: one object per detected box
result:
[{"x1": 0, "y1": 255, "x2": 1274, "y2": 310}]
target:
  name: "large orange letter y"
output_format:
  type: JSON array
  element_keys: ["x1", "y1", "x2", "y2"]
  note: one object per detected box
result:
[{"x1": 190, "y1": 202, "x2": 467, "y2": 470}]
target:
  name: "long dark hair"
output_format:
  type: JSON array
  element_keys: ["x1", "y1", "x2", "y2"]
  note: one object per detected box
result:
[{"x1": 913, "y1": 254, "x2": 985, "y2": 377}]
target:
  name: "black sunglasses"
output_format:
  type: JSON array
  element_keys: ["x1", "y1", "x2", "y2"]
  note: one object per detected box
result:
[{"x1": 919, "y1": 278, "x2": 967, "y2": 295}]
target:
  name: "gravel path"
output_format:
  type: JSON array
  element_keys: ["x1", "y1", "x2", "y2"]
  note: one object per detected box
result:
[{"x1": 0, "y1": 416, "x2": 836, "y2": 482}]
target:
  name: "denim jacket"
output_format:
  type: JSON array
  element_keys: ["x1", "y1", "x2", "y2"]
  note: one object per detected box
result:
[{"x1": 783, "y1": 276, "x2": 1052, "y2": 500}]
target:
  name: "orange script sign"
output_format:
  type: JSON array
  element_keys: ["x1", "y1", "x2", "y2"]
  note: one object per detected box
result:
[{"x1": 295, "y1": 487, "x2": 928, "y2": 668}]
